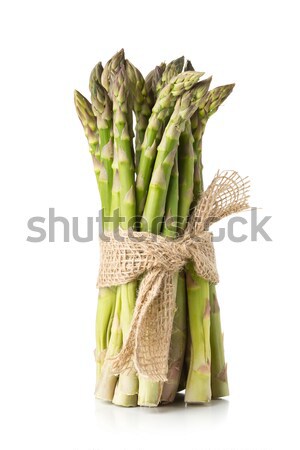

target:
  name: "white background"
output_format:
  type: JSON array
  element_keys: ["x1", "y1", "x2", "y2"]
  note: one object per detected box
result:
[{"x1": 1, "y1": 1, "x2": 300, "y2": 449}]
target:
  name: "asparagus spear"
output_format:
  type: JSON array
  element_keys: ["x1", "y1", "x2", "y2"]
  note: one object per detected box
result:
[
  {"x1": 138, "y1": 155, "x2": 180, "y2": 406},
  {"x1": 111, "y1": 66, "x2": 136, "y2": 227},
  {"x1": 177, "y1": 121, "x2": 195, "y2": 231},
  {"x1": 95, "y1": 66, "x2": 135, "y2": 401},
  {"x1": 184, "y1": 59, "x2": 195, "y2": 72},
  {"x1": 201, "y1": 84, "x2": 235, "y2": 120},
  {"x1": 156, "y1": 56, "x2": 185, "y2": 95},
  {"x1": 90, "y1": 81, "x2": 114, "y2": 219},
  {"x1": 89, "y1": 61, "x2": 104, "y2": 92},
  {"x1": 163, "y1": 60, "x2": 196, "y2": 399},
  {"x1": 161, "y1": 119, "x2": 194, "y2": 402},
  {"x1": 160, "y1": 153, "x2": 185, "y2": 404},
  {"x1": 102, "y1": 49, "x2": 134, "y2": 144},
  {"x1": 108, "y1": 145, "x2": 121, "y2": 231},
  {"x1": 89, "y1": 59, "x2": 124, "y2": 398},
  {"x1": 136, "y1": 70, "x2": 204, "y2": 217},
  {"x1": 96, "y1": 288, "x2": 122, "y2": 400},
  {"x1": 162, "y1": 152, "x2": 179, "y2": 238},
  {"x1": 185, "y1": 266, "x2": 211, "y2": 403},
  {"x1": 101, "y1": 49, "x2": 125, "y2": 92},
  {"x1": 125, "y1": 60, "x2": 152, "y2": 168},
  {"x1": 112, "y1": 385, "x2": 138, "y2": 407},
  {"x1": 95, "y1": 145, "x2": 121, "y2": 390},
  {"x1": 111, "y1": 66, "x2": 139, "y2": 401},
  {"x1": 89, "y1": 75, "x2": 119, "y2": 389},
  {"x1": 141, "y1": 77, "x2": 212, "y2": 233},
  {"x1": 193, "y1": 84, "x2": 235, "y2": 201},
  {"x1": 145, "y1": 63, "x2": 166, "y2": 105},
  {"x1": 185, "y1": 84, "x2": 234, "y2": 403},
  {"x1": 161, "y1": 271, "x2": 187, "y2": 403},
  {"x1": 209, "y1": 284, "x2": 229, "y2": 398},
  {"x1": 74, "y1": 90, "x2": 99, "y2": 182},
  {"x1": 178, "y1": 58, "x2": 195, "y2": 230},
  {"x1": 94, "y1": 285, "x2": 117, "y2": 384},
  {"x1": 91, "y1": 58, "x2": 137, "y2": 403},
  {"x1": 112, "y1": 251, "x2": 138, "y2": 406},
  {"x1": 101, "y1": 151, "x2": 121, "y2": 359},
  {"x1": 185, "y1": 126, "x2": 211, "y2": 405},
  {"x1": 74, "y1": 90, "x2": 117, "y2": 389}
]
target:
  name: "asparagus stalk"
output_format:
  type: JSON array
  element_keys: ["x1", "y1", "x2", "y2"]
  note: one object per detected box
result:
[
  {"x1": 161, "y1": 118, "x2": 195, "y2": 402},
  {"x1": 200, "y1": 84, "x2": 235, "y2": 121},
  {"x1": 145, "y1": 63, "x2": 166, "y2": 105},
  {"x1": 95, "y1": 288, "x2": 122, "y2": 400},
  {"x1": 112, "y1": 384, "x2": 138, "y2": 407},
  {"x1": 179, "y1": 121, "x2": 196, "y2": 393},
  {"x1": 185, "y1": 267, "x2": 211, "y2": 403},
  {"x1": 89, "y1": 61, "x2": 104, "y2": 92},
  {"x1": 193, "y1": 84, "x2": 235, "y2": 202},
  {"x1": 156, "y1": 56, "x2": 185, "y2": 96},
  {"x1": 98, "y1": 117, "x2": 126, "y2": 403},
  {"x1": 209, "y1": 284, "x2": 229, "y2": 398},
  {"x1": 87, "y1": 59, "x2": 125, "y2": 398},
  {"x1": 89, "y1": 75, "x2": 120, "y2": 392},
  {"x1": 161, "y1": 272, "x2": 187, "y2": 403},
  {"x1": 179, "y1": 123, "x2": 193, "y2": 386},
  {"x1": 179, "y1": 322, "x2": 190, "y2": 392},
  {"x1": 113, "y1": 255, "x2": 138, "y2": 406},
  {"x1": 136, "y1": 71, "x2": 205, "y2": 218},
  {"x1": 95, "y1": 158, "x2": 124, "y2": 402},
  {"x1": 192, "y1": 87, "x2": 234, "y2": 400},
  {"x1": 166, "y1": 59, "x2": 195, "y2": 397},
  {"x1": 91, "y1": 58, "x2": 137, "y2": 403},
  {"x1": 111, "y1": 66, "x2": 138, "y2": 401},
  {"x1": 138, "y1": 154, "x2": 179, "y2": 407},
  {"x1": 111, "y1": 66, "x2": 136, "y2": 232},
  {"x1": 101, "y1": 49, "x2": 125, "y2": 92},
  {"x1": 162, "y1": 152, "x2": 179, "y2": 238},
  {"x1": 177, "y1": 121, "x2": 195, "y2": 231},
  {"x1": 96, "y1": 148, "x2": 121, "y2": 385},
  {"x1": 94, "y1": 286, "x2": 117, "y2": 380},
  {"x1": 125, "y1": 60, "x2": 152, "y2": 168},
  {"x1": 184, "y1": 59, "x2": 195, "y2": 72},
  {"x1": 138, "y1": 377, "x2": 163, "y2": 407},
  {"x1": 73, "y1": 90, "x2": 100, "y2": 193},
  {"x1": 191, "y1": 112, "x2": 203, "y2": 201},
  {"x1": 184, "y1": 61, "x2": 235, "y2": 201},
  {"x1": 185, "y1": 84, "x2": 234, "y2": 403},
  {"x1": 90, "y1": 80, "x2": 114, "y2": 220},
  {"x1": 74, "y1": 90, "x2": 117, "y2": 385},
  {"x1": 102, "y1": 49, "x2": 134, "y2": 144},
  {"x1": 108, "y1": 146, "x2": 121, "y2": 232},
  {"x1": 115, "y1": 282, "x2": 138, "y2": 397}
]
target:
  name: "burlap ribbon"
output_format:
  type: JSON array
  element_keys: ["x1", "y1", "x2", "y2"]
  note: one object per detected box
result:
[{"x1": 97, "y1": 171, "x2": 250, "y2": 381}]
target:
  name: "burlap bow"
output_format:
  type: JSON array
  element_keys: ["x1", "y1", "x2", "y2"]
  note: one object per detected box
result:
[{"x1": 97, "y1": 171, "x2": 250, "y2": 381}]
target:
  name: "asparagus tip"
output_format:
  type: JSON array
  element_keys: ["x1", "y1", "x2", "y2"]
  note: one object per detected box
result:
[{"x1": 185, "y1": 59, "x2": 195, "y2": 71}]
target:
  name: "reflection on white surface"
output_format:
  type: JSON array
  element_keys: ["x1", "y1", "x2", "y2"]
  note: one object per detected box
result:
[{"x1": 95, "y1": 393, "x2": 229, "y2": 433}]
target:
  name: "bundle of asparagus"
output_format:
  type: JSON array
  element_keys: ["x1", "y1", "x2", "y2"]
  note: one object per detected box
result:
[{"x1": 74, "y1": 50, "x2": 235, "y2": 407}]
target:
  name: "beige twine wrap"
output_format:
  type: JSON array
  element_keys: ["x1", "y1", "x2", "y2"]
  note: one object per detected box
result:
[{"x1": 97, "y1": 171, "x2": 250, "y2": 381}]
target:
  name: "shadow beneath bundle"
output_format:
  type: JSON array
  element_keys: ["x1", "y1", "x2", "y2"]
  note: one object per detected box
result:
[{"x1": 95, "y1": 393, "x2": 229, "y2": 433}]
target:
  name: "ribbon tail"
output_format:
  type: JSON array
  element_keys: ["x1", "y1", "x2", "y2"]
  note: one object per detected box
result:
[
  {"x1": 111, "y1": 269, "x2": 163, "y2": 375},
  {"x1": 134, "y1": 272, "x2": 178, "y2": 382}
]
